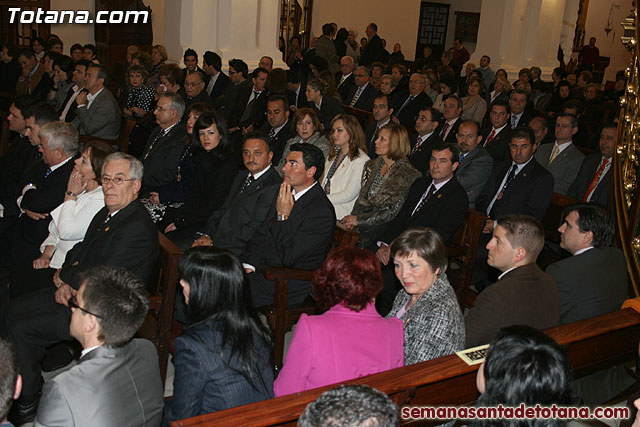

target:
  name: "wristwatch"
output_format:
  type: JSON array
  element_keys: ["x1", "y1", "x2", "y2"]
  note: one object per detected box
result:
[
  {"x1": 276, "y1": 214, "x2": 289, "y2": 221},
  {"x1": 66, "y1": 191, "x2": 78, "y2": 197}
]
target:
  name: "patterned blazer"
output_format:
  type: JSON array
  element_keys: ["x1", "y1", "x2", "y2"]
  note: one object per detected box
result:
[{"x1": 386, "y1": 274, "x2": 465, "y2": 365}]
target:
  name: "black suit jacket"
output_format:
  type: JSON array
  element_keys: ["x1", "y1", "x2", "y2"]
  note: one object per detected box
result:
[
  {"x1": 311, "y1": 96, "x2": 344, "y2": 135},
  {"x1": 208, "y1": 71, "x2": 232, "y2": 103},
  {"x1": 364, "y1": 120, "x2": 387, "y2": 158},
  {"x1": 59, "y1": 200, "x2": 159, "y2": 290},
  {"x1": 437, "y1": 117, "x2": 462, "y2": 143},
  {"x1": 567, "y1": 154, "x2": 610, "y2": 206},
  {"x1": 7, "y1": 157, "x2": 75, "y2": 264},
  {"x1": 141, "y1": 122, "x2": 188, "y2": 195},
  {"x1": 243, "y1": 183, "x2": 336, "y2": 306},
  {"x1": 0, "y1": 135, "x2": 39, "y2": 218},
  {"x1": 511, "y1": 111, "x2": 533, "y2": 129},
  {"x1": 408, "y1": 132, "x2": 442, "y2": 175},
  {"x1": 204, "y1": 167, "x2": 281, "y2": 256},
  {"x1": 480, "y1": 126, "x2": 512, "y2": 163},
  {"x1": 393, "y1": 92, "x2": 433, "y2": 130},
  {"x1": 360, "y1": 34, "x2": 385, "y2": 67},
  {"x1": 259, "y1": 120, "x2": 292, "y2": 166},
  {"x1": 232, "y1": 85, "x2": 268, "y2": 129},
  {"x1": 287, "y1": 86, "x2": 309, "y2": 110},
  {"x1": 476, "y1": 158, "x2": 554, "y2": 221},
  {"x1": 380, "y1": 176, "x2": 468, "y2": 246},
  {"x1": 344, "y1": 83, "x2": 377, "y2": 111},
  {"x1": 335, "y1": 73, "x2": 355, "y2": 103}
]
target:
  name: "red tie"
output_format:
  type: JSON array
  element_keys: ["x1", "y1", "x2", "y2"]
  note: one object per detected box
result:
[
  {"x1": 440, "y1": 122, "x2": 449, "y2": 138},
  {"x1": 582, "y1": 158, "x2": 609, "y2": 201},
  {"x1": 411, "y1": 137, "x2": 423, "y2": 155},
  {"x1": 484, "y1": 129, "x2": 496, "y2": 146}
]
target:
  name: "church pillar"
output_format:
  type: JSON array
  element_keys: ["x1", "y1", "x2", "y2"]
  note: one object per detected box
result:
[
  {"x1": 472, "y1": 0, "x2": 577, "y2": 80},
  {"x1": 161, "y1": 0, "x2": 285, "y2": 71}
]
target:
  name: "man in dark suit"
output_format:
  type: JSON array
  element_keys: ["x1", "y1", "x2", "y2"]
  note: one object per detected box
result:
[
  {"x1": 335, "y1": 56, "x2": 355, "y2": 103},
  {"x1": 392, "y1": 73, "x2": 433, "y2": 130},
  {"x1": 71, "y1": 64, "x2": 120, "y2": 140},
  {"x1": 344, "y1": 66, "x2": 377, "y2": 111},
  {"x1": 181, "y1": 48, "x2": 208, "y2": 86},
  {"x1": 480, "y1": 100, "x2": 512, "y2": 163},
  {"x1": 34, "y1": 267, "x2": 163, "y2": 426},
  {"x1": 203, "y1": 51, "x2": 231, "y2": 104},
  {"x1": 529, "y1": 115, "x2": 554, "y2": 146},
  {"x1": 193, "y1": 133, "x2": 281, "y2": 255},
  {"x1": 465, "y1": 214, "x2": 559, "y2": 347},
  {"x1": 438, "y1": 94, "x2": 463, "y2": 143},
  {"x1": 374, "y1": 142, "x2": 468, "y2": 314},
  {"x1": 181, "y1": 70, "x2": 213, "y2": 113},
  {"x1": 364, "y1": 94, "x2": 394, "y2": 158},
  {"x1": 229, "y1": 67, "x2": 269, "y2": 134},
  {"x1": 3, "y1": 153, "x2": 158, "y2": 424},
  {"x1": 546, "y1": 203, "x2": 633, "y2": 404},
  {"x1": 259, "y1": 95, "x2": 292, "y2": 166},
  {"x1": 0, "y1": 121, "x2": 77, "y2": 267},
  {"x1": 473, "y1": 127, "x2": 554, "y2": 291},
  {"x1": 408, "y1": 107, "x2": 443, "y2": 174},
  {"x1": 359, "y1": 23, "x2": 385, "y2": 67},
  {"x1": 141, "y1": 92, "x2": 187, "y2": 197},
  {"x1": 242, "y1": 143, "x2": 335, "y2": 307},
  {"x1": 508, "y1": 89, "x2": 532, "y2": 129},
  {"x1": 286, "y1": 70, "x2": 308, "y2": 110},
  {"x1": 456, "y1": 121, "x2": 493, "y2": 209},
  {"x1": 567, "y1": 125, "x2": 615, "y2": 206}
]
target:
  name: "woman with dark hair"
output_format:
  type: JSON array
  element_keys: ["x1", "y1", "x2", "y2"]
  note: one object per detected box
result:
[
  {"x1": 341, "y1": 123, "x2": 420, "y2": 249},
  {"x1": 123, "y1": 64, "x2": 155, "y2": 119},
  {"x1": 321, "y1": 114, "x2": 370, "y2": 219},
  {"x1": 461, "y1": 77, "x2": 487, "y2": 123},
  {"x1": 48, "y1": 55, "x2": 75, "y2": 111},
  {"x1": 334, "y1": 28, "x2": 349, "y2": 58},
  {"x1": 277, "y1": 107, "x2": 331, "y2": 172},
  {"x1": 164, "y1": 247, "x2": 273, "y2": 424},
  {"x1": 305, "y1": 78, "x2": 344, "y2": 132},
  {"x1": 473, "y1": 325, "x2": 572, "y2": 427},
  {"x1": 8, "y1": 141, "x2": 115, "y2": 299},
  {"x1": 144, "y1": 102, "x2": 215, "y2": 221},
  {"x1": 433, "y1": 77, "x2": 456, "y2": 112},
  {"x1": 31, "y1": 36, "x2": 46, "y2": 61},
  {"x1": 274, "y1": 247, "x2": 403, "y2": 396},
  {"x1": 546, "y1": 80, "x2": 573, "y2": 119},
  {"x1": 38, "y1": 51, "x2": 60, "y2": 100},
  {"x1": 489, "y1": 68, "x2": 508, "y2": 92},
  {"x1": 161, "y1": 112, "x2": 239, "y2": 249},
  {"x1": 266, "y1": 67, "x2": 288, "y2": 95},
  {"x1": 386, "y1": 227, "x2": 464, "y2": 365},
  {"x1": 286, "y1": 36, "x2": 303, "y2": 69}
]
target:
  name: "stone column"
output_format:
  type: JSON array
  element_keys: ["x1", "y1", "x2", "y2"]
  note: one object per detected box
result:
[
  {"x1": 471, "y1": 0, "x2": 577, "y2": 80},
  {"x1": 162, "y1": 0, "x2": 285, "y2": 71}
]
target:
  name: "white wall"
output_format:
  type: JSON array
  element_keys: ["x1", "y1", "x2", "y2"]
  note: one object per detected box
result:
[
  {"x1": 311, "y1": 0, "x2": 482, "y2": 61},
  {"x1": 583, "y1": 0, "x2": 633, "y2": 83},
  {"x1": 50, "y1": 0, "x2": 95, "y2": 48}
]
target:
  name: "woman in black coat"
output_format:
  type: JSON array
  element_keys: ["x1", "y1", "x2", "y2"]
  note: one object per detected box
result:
[{"x1": 161, "y1": 112, "x2": 238, "y2": 249}]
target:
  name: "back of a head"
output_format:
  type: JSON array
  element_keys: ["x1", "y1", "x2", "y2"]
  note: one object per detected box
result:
[
  {"x1": 24, "y1": 102, "x2": 58, "y2": 125},
  {"x1": 0, "y1": 337, "x2": 18, "y2": 420},
  {"x1": 81, "y1": 266, "x2": 149, "y2": 347},
  {"x1": 298, "y1": 385, "x2": 399, "y2": 427},
  {"x1": 478, "y1": 325, "x2": 571, "y2": 424},
  {"x1": 39, "y1": 121, "x2": 79, "y2": 156}
]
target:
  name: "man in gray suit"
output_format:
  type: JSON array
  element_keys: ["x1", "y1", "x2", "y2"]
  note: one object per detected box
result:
[
  {"x1": 547, "y1": 203, "x2": 633, "y2": 405},
  {"x1": 534, "y1": 113, "x2": 585, "y2": 195},
  {"x1": 316, "y1": 23, "x2": 339, "y2": 74},
  {"x1": 455, "y1": 121, "x2": 493, "y2": 209},
  {"x1": 72, "y1": 64, "x2": 120, "y2": 140},
  {"x1": 34, "y1": 266, "x2": 163, "y2": 427}
]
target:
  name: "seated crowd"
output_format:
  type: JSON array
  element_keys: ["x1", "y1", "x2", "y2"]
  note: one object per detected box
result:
[{"x1": 0, "y1": 23, "x2": 634, "y2": 426}]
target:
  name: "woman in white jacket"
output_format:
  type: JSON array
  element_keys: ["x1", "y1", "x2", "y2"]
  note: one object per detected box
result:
[
  {"x1": 8, "y1": 141, "x2": 114, "y2": 299},
  {"x1": 321, "y1": 114, "x2": 370, "y2": 220}
]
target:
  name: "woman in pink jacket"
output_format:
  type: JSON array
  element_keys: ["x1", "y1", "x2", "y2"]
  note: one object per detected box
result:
[{"x1": 274, "y1": 247, "x2": 404, "y2": 396}]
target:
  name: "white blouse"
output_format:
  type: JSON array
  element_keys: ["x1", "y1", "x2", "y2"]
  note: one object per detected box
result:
[
  {"x1": 40, "y1": 186, "x2": 105, "y2": 268},
  {"x1": 321, "y1": 149, "x2": 370, "y2": 219}
]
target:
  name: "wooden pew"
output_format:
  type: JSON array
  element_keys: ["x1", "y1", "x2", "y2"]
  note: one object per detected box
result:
[
  {"x1": 172, "y1": 304, "x2": 640, "y2": 426},
  {"x1": 542, "y1": 193, "x2": 577, "y2": 244},
  {"x1": 343, "y1": 106, "x2": 375, "y2": 130},
  {"x1": 78, "y1": 116, "x2": 136, "y2": 153}
]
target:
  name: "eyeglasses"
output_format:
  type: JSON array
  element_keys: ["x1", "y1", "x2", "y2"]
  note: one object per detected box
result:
[
  {"x1": 184, "y1": 81, "x2": 203, "y2": 88},
  {"x1": 154, "y1": 106, "x2": 175, "y2": 112},
  {"x1": 102, "y1": 176, "x2": 135, "y2": 185},
  {"x1": 68, "y1": 295, "x2": 102, "y2": 318}
]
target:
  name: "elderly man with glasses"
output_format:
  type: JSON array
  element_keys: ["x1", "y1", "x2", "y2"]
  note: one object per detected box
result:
[{"x1": 2, "y1": 152, "x2": 158, "y2": 425}]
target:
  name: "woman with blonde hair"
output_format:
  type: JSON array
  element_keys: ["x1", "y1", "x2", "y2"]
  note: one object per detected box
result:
[
  {"x1": 321, "y1": 115, "x2": 370, "y2": 219},
  {"x1": 342, "y1": 123, "x2": 420, "y2": 249},
  {"x1": 306, "y1": 78, "x2": 344, "y2": 132}
]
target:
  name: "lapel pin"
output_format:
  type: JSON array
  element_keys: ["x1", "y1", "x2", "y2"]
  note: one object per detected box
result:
[
  {"x1": 104, "y1": 227, "x2": 110, "y2": 232},
  {"x1": 437, "y1": 194, "x2": 442, "y2": 199}
]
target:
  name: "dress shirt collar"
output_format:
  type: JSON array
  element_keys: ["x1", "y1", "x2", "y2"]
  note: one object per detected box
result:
[
  {"x1": 315, "y1": 97, "x2": 323, "y2": 110},
  {"x1": 498, "y1": 265, "x2": 519, "y2": 280},
  {"x1": 251, "y1": 164, "x2": 271, "y2": 180},
  {"x1": 81, "y1": 345, "x2": 101, "y2": 359},
  {"x1": 574, "y1": 246, "x2": 593, "y2": 256},
  {"x1": 552, "y1": 140, "x2": 573, "y2": 155},
  {"x1": 418, "y1": 130, "x2": 434, "y2": 140},
  {"x1": 87, "y1": 87, "x2": 104, "y2": 101},
  {"x1": 292, "y1": 181, "x2": 317, "y2": 201},
  {"x1": 272, "y1": 119, "x2": 288, "y2": 136},
  {"x1": 160, "y1": 120, "x2": 179, "y2": 134},
  {"x1": 377, "y1": 118, "x2": 391, "y2": 128},
  {"x1": 492, "y1": 123, "x2": 508, "y2": 134},
  {"x1": 431, "y1": 176, "x2": 452, "y2": 191},
  {"x1": 50, "y1": 156, "x2": 73, "y2": 172}
]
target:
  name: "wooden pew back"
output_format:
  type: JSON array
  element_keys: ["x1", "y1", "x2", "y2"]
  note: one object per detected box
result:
[{"x1": 172, "y1": 306, "x2": 640, "y2": 426}]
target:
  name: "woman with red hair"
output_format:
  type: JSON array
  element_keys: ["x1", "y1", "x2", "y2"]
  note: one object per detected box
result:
[{"x1": 274, "y1": 247, "x2": 404, "y2": 396}]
